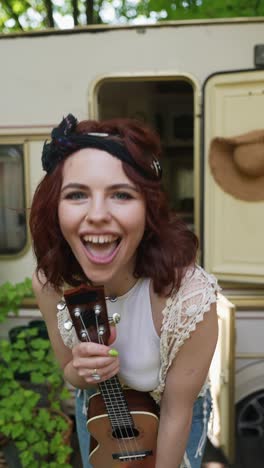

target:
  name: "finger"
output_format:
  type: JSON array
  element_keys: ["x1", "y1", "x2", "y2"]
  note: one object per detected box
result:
[
  {"x1": 72, "y1": 341, "x2": 111, "y2": 358},
  {"x1": 78, "y1": 359, "x2": 119, "y2": 380},
  {"x1": 82, "y1": 360, "x2": 120, "y2": 383},
  {"x1": 108, "y1": 325, "x2": 117, "y2": 345},
  {"x1": 73, "y1": 355, "x2": 119, "y2": 371}
]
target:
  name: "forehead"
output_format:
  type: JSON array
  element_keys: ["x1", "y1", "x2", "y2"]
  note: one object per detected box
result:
[{"x1": 62, "y1": 148, "x2": 131, "y2": 183}]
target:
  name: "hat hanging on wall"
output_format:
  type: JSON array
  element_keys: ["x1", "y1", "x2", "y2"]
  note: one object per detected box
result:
[{"x1": 209, "y1": 129, "x2": 264, "y2": 202}]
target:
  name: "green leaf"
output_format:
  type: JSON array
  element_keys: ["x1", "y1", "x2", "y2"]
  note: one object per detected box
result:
[
  {"x1": 11, "y1": 424, "x2": 24, "y2": 438},
  {"x1": 30, "y1": 372, "x2": 46, "y2": 383},
  {"x1": 13, "y1": 411, "x2": 23, "y2": 422},
  {"x1": 31, "y1": 349, "x2": 46, "y2": 360},
  {"x1": 25, "y1": 429, "x2": 39, "y2": 443},
  {"x1": 16, "y1": 440, "x2": 28, "y2": 450},
  {"x1": 19, "y1": 450, "x2": 35, "y2": 467}
]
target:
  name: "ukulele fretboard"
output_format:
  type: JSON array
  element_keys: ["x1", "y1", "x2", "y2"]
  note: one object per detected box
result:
[{"x1": 99, "y1": 375, "x2": 135, "y2": 433}]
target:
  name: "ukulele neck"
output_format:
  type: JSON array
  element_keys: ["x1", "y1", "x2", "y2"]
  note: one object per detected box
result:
[{"x1": 99, "y1": 375, "x2": 134, "y2": 430}]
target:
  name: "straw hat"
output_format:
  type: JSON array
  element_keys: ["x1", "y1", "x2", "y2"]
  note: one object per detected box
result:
[{"x1": 209, "y1": 129, "x2": 264, "y2": 202}]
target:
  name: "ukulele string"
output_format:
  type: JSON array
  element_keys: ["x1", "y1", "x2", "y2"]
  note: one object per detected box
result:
[
  {"x1": 94, "y1": 314, "x2": 131, "y2": 459},
  {"x1": 95, "y1": 313, "x2": 141, "y2": 460},
  {"x1": 98, "y1": 337, "x2": 130, "y2": 459},
  {"x1": 79, "y1": 312, "x2": 126, "y2": 458},
  {"x1": 78, "y1": 309, "x2": 141, "y2": 460}
]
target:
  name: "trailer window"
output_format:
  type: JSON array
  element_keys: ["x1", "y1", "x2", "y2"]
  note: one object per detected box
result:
[{"x1": 0, "y1": 145, "x2": 27, "y2": 254}]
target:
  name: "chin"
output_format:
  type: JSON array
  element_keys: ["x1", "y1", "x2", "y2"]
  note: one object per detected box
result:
[{"x1": 83, "y1": 270, "x2": 115, "y2": 287}]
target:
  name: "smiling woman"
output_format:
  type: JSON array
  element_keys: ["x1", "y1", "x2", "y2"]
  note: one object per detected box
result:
[
  {"x1": 58, "y1": 148, "x2": 146, "y2": 287},
  {"x1": 29, "y1": 114, "x2": 219, "y2": 468}
]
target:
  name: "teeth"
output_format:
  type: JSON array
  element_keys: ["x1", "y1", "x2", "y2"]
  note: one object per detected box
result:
[{"x1": 83, "y1": 234, "x2": 119, "y2": 244}]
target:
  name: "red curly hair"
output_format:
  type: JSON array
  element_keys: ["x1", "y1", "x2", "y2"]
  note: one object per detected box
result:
[{"x1": 30, "y1": 118, "x2": 198, "y2": 295}]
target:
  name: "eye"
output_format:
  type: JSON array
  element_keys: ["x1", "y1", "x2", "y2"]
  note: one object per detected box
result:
[
  {"x1": 112, "y1": 191, "x2": 134, "y2": 201},
  {"x1": 64, "y1": 191, "x2": 87, "y2": 200}
]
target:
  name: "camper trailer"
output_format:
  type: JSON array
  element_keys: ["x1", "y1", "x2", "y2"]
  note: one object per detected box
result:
[{"x1": 1, "y1": 17, "x2": 264, "y2": 463}]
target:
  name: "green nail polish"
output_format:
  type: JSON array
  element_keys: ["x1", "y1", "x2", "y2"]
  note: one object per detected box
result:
[{"x1": 109, "y1": 349, "x2": 119, "y2": 357}]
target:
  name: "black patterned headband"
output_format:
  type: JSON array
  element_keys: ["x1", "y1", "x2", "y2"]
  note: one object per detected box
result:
[{"x1": 42, "y1": 114, "x2": 162, "y2": 180}]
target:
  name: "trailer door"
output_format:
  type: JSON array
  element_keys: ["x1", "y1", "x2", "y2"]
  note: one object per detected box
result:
[
  {"x1": 209, "y1": 294, "x2": 236, "y2": 462},
  {"x1": 203, "y1": 70, "x2": 264, "y2": 284}
]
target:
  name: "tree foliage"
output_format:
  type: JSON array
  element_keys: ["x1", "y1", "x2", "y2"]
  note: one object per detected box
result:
[
  {"x1": 137, "y1": 0, "x2": 264, "y2": 21},
  {"x1": 0, "y1": 0, "x2": 264, "y2": 32}
]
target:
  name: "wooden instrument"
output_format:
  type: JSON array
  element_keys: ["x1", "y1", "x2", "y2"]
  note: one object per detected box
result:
[{"x1": 64, "y1": 284, "x2": 159, "y2": 468}]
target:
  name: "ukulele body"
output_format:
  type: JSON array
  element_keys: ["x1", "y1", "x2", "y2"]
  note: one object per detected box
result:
[{"x1": 88, "y1": 389, "x2": 159, "y2": 468}]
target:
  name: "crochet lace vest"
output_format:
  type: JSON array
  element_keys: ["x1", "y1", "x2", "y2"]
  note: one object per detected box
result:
[{"x1": 57, "y1": 265, "x2": 220, "y2": 404}]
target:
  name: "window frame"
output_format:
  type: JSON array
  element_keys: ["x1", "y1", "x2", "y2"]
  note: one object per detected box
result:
[{"x1": 0, "y1": 136, "x2": 30, "y2": 258}]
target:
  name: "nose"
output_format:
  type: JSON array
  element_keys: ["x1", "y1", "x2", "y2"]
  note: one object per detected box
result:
[{"x1": 85, "y1": 196, "x2": 111, "y2": 225}]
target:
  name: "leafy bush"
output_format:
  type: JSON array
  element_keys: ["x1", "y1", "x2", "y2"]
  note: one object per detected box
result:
[
  {"x1": 0, "y1": 278, "x2": 33, "y2": 323},
  {"x1": 0, "y1": 327, "x2": 72, "y2": 467}
]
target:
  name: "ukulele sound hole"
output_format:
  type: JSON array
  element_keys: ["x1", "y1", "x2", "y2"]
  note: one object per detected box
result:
[{"x1": 112, "y1": 426, "x2": 139, "y2": 439}]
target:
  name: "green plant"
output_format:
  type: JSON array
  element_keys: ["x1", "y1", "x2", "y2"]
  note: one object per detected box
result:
[
  {"x1": 0, "y1": 278, "x2": 33, "y2": 323},
  {"x1": 0, "y1": 327, "x2": 72, "y2": 467}
]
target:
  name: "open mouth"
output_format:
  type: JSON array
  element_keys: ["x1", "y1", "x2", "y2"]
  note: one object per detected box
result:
[{"x1": 82, "y1": 234, "x2": 121, "y2": 263}]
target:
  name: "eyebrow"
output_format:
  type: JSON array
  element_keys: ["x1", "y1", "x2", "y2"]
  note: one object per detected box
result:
[{"x1": 61, "y1": 183, "x2": 140, "y2": 193}]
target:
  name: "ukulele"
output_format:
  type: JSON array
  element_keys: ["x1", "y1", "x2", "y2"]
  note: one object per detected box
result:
[{"x1": 64, "y1": 284, "x2": 159, "y2": 468}]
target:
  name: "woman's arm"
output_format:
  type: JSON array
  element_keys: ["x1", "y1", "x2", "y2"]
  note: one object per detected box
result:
[
  {"x1": 155, "y1": 302, "x2": 218, "y2": 468},
  {"x1": 32, "y1": 272, "x2": 119, "y2": 389}
]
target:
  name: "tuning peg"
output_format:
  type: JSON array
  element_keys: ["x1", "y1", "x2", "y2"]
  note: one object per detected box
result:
[
  {"x1": 98, "y1": 325, "x2": 105, "y2": 336},
  {"x1": 73, "y1": 307, "x2": 81, "y2": 317},
  {"x1": 113, "y1": 313, "x2": 121, "y2": 324},
  {"x1": 109, "y1": 313, "x2": 121, "y2": 326},
  {"x1": 57, "y1": 300, "x2": 66, "y2": 311},
  {"x1": 63, "y1": 319, "x2": 73, "y2": 331},
  {"x1": 94, "y1": 304, "x2": 102, "y2": 315},
  {"x1": 80, "y1": 330, "x2": 88, "y2": 340}
]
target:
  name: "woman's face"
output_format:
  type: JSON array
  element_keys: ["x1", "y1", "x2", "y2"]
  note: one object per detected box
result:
[{"x1": 58, "y1": 148, "x2": 146, "y2": 293}]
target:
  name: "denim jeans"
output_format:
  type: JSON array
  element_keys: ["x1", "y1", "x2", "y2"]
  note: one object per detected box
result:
[
  {"x1": 185, "y1": 389, "x2": 212, "y2": 467},
  {"x1": 75, "y1": 388, "x2": 95, "y2": 468},
  {"x1": 75, "y1": 388, "x2": 212, "y2": 468}
]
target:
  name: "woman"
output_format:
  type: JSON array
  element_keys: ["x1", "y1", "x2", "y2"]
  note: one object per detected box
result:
[{"x1": 30, "y1": 114, "x2": 219, "y2": 468}]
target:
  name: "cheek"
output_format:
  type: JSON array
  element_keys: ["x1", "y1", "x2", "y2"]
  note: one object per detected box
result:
[
  {"x1": 58, "y1": 204, "x2": 76, "y2": 239},
  {"x1": 128, "y1": 208, "x2": 146, "y2": 241}
]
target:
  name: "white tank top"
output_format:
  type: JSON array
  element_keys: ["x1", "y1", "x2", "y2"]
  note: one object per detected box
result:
[{"x1": 107, "y1": 278, "x2": 160, "y2": 392}]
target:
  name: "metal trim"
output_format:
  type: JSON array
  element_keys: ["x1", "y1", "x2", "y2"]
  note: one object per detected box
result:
[{"x1": 1, "y1": 17, "x2": 264, "y2": 40}]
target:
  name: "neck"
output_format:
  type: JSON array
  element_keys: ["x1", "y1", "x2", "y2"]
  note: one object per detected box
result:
[{"x1": 93, "y1": 273, "x2": 138, "y2": 298}]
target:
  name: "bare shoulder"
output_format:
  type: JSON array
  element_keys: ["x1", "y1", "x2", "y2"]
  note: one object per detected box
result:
[
  {"x1": 32, "y1": 270, "x2": 62, "y2": 320},
  {"x1": 32, "y1": 271, "x2": 74, "y2": 370}
]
